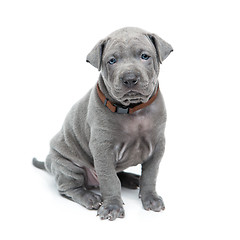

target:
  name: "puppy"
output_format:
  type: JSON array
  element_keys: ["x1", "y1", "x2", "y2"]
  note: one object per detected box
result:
[{"x1": 33, "y1": 27, "x2": 173, "y2": 220}]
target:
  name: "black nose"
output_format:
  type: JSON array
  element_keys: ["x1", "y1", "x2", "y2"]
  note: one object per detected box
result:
[{"x1": 122, "y1": 73, "x2": 139, "y2": 88}]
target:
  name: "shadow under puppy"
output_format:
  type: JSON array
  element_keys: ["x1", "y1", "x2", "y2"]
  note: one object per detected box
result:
[{"x1": 33, "y1": 27, "x2": 173, "y2": 221}]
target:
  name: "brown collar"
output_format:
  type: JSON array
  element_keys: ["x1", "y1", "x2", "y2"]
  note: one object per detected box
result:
[{"x1": 97, "y1": 84, "x2": 159, "y2": 114}]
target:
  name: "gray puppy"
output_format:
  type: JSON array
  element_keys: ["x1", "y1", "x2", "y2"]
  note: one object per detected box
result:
[{"x1": 33, "y1": 27, "x2": 173, "y2": 221}]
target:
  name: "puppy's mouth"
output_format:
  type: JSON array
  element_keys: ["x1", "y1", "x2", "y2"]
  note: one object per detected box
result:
[{"x1": 121, "y1": 91, "x2": 147, "y2": 106}]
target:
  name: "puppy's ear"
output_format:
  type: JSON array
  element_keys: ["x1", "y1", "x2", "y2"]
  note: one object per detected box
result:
[
  {"x1": 147, "y1": 34, "x2": 173, "y2": 64},
  {"x1": 86, "y1": 39, "x2": 108, "y2": 71}
]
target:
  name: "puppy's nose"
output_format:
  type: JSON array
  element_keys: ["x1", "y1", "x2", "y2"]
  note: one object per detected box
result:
[{"x1": 121, "y1": 73, "x2": 139, "y2": 88}]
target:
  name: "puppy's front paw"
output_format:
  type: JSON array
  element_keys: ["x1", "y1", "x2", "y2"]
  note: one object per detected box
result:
[
  {"x1": 141, "y1": 192, "x2": 165, "y2": 212},
  {"x1": 97, "y1": 199, "x2": 125, "y2": 221}
]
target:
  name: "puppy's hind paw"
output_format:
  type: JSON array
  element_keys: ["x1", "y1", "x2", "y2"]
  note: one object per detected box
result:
[{"x1": 117, "y1": 171, "x2": 140, "y2": 189}]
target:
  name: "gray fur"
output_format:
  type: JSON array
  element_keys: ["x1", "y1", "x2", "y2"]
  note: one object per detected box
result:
[
  {"x1": 32, "y1": 158, "x2": 46, "y2": 170},
  {"x1": 33, "y1": 27, "x2": 173, "y2": 220}
]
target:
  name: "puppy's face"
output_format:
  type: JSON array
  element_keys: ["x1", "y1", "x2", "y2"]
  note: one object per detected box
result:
[
  {"x1": 101, "y1": 35, "x2": 159, "y2": 106},
  {"x1": 87, "y1": 27, "x2": 173, "y2": 106}
]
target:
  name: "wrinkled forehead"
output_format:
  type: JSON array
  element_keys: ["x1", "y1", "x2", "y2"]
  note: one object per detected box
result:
[{"x1": 104, "y1": 34, "x2": 154, "y2": 57}]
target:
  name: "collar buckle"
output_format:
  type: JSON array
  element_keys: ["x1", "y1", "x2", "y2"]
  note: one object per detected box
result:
[{"x1": 114, "y1": 105, "x2": 129, "y2": 114}]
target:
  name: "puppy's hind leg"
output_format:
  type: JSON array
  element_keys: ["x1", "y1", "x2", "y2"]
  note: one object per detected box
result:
[
  {"x1": 47, "y1": 154, "x2": 102, "y2": 210},
  {"x1": 56, "y1": 173, "x2": 102, "y2": 210}
]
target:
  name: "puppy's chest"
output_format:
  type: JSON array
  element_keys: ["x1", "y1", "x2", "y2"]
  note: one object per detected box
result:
[{"x1": 114, "y1": 115, "x2": 155, "y2": 169}]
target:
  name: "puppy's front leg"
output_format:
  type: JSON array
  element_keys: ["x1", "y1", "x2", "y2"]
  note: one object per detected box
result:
[
  {"x1": 90, "y1": 139, "x2": 124, "y2": 221},
  {"x1": 139, "y1": 137, "x2": 166, "y2": 212}
]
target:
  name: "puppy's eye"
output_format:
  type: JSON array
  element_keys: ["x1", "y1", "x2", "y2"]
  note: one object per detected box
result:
[
  {"x1": 141, "y1": 54, "x2": 150, "y2": 60},
  {"x1": 108, "y1": 58, "x2": 117, "y2": 65}
]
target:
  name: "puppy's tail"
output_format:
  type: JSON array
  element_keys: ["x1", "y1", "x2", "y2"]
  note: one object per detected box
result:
[{"x1": 32, "y1": 158, "x2": 46, "y2": 171}]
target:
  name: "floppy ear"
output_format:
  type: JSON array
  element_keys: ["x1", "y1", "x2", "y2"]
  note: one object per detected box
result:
[
  {"x1": 86, "y1": 39, "x2": 108, "y2": 71},
  {"x1": 147, "y1": 34, "x2": 173, "y2": 64}
]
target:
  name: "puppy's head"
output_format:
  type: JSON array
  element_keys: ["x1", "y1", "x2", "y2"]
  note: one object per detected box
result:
[{"x1": 87, "y1": 27, "x2": 173, "y2": 106}]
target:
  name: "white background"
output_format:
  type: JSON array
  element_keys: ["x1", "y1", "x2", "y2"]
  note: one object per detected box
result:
[{"x1": 1, "y1": 0, "x2": 240, "y2": 239}]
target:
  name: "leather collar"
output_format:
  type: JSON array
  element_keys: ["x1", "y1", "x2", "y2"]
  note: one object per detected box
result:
[{"x1": 97, "y1": 84, "x2": 159, "y2": 114}]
